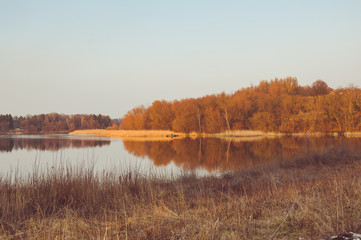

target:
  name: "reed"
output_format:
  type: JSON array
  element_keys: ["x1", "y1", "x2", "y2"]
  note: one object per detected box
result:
[
  {"x1": 70, "y1": 129, "x2": 187, "y2": 140},
  {"x1": 0, "y1": 152, "x2": 360, "y2": 239},
  {"x1": 212, "y1": 130, "x2": 277, "y2": 137}
]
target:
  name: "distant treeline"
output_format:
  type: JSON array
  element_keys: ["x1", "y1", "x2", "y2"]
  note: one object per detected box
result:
[
  {"x1": 121, "y1": 77, "x2": 361, "y2": 133},
  {"x1": 0, "y1": 113, "x2": 115, "y2": 134}
]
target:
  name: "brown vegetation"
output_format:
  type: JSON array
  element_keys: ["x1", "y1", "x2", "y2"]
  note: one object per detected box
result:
[
  {"x1": 121, "y1": 77, "x2": 361, "y2": 133},
  {"x1": 0, "y1": 149, "x2": 360, "y2": 239}
]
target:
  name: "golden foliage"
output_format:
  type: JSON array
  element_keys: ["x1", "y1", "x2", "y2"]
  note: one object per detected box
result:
[{"x1": 119, "y1": 77, "x2": 361, "y2": 133}]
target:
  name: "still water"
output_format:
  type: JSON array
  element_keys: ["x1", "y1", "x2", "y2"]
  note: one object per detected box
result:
[{"x1": 1, "y1": 134, "x2": 361, "y2": 178}]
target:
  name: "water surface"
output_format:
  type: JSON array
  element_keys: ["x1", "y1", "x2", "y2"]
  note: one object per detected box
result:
[{"x1": 1, "y1": 134, "x2": 360, "y2": 178}]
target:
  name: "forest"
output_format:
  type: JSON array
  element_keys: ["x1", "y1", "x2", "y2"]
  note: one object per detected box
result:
[
  {"x1": 0, "y1": 113, "x2": 114, "y2": 134},
  {"x1": 121, "y1": 77, "x2": 361, "y2": 133}
]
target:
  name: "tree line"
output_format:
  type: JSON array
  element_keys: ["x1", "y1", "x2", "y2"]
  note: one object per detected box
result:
[
  {"x1": 0, "y1": 113, "x2": 114, "y2": 134},
  {"x1": 121, "y1": 77, "x2": 361, "y2": 133}
]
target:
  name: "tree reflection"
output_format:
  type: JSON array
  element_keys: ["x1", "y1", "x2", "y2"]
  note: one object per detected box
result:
[
  {"x1": 123, "y1": 137, "x2": 361, "y2": 172},
  {"x1": 0, "y1": 137, "x2": 110, "y2": 152}
]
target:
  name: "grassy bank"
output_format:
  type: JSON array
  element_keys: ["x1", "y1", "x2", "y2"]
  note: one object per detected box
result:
[
  {"x1": 1, "y1": 150, "x2": 360, "y2": 239},
  {"x1": 69, "y1": 129, "x2": 281, "y2": 141},
  {"x1": 69, "y1": 129, "x2": 187, "y2": 140},
  {"x1": 69, "y1": 129, "x2": 358, "y2": 141}
]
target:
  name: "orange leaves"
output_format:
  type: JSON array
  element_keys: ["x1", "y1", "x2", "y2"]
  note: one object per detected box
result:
[
  {"x1": 121, "y1": 106, "x2": 146, "y2": 130},
  {"x1": 146, "y1": 100, "x2": 174, "y2": 130},
  {"x1": 172, "y1": 100, "x2": 199, "y2": 133},
  {"x1": 121, "y1": 78, "x2": 361, "y2": 133}
]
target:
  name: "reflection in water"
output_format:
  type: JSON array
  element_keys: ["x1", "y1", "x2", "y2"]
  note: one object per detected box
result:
[
  {"x1": 123, "y1": 137, "x2": 361, "y2": 172},
  {"x1": 0, "y1": 136, "x2": 111, "y2": 152},
  {"x1": 2, "y1": 135, "x2": 361, "y2": 174}
]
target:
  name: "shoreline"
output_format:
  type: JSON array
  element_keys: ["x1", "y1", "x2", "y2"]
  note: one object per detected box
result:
[
  {"x1": 68, "y1": 129, "x2": 361, "y2": 140},
  {"x1": 3, "y1": 129, "x2": 361, "y2": 139},
  {"x1": 69, "y1": 129, "x2": 187, "y2": 140}
]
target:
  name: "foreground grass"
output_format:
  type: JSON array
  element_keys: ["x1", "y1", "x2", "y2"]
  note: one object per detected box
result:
[{"x1": 1, "y1": 152, "x2": 361, "y2": 239}]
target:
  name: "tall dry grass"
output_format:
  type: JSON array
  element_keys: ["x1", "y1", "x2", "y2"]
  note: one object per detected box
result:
[
  {"x1": 70, "y1": 129, "x2": 277, "y2": 139},
  {"x1": 0, "y1": 150, "x2": 360, "y2": 239},
  {"x1": 212, "y1": 130, "x2": 279, "y2": 137},
  {"x1": 70, "y1": 129, "x2": 186, "y2": 141}
]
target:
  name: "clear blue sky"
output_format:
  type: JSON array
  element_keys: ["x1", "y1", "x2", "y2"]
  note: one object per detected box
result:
[{"x1": 1, "y1": 0, "x2": 360, "y2": 118}]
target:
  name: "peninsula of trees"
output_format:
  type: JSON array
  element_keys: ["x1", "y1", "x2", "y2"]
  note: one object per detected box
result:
[{"x1": 121, "y1": 77, "x2": 361, "y2": 133}]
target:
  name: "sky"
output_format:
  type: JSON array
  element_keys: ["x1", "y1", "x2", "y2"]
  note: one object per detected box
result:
[{"x1": 1, "y1": 0, "x2": 360, "y2": 118}]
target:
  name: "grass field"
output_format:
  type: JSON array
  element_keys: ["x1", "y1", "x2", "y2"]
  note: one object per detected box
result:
[{"x1": 1, "y1": 148, "x2": 360, "y2": 239}]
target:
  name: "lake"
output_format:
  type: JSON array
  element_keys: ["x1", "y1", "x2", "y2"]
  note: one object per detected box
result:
[{"x1": 1, "y1": 134, "x2": 361, "y2": 179}]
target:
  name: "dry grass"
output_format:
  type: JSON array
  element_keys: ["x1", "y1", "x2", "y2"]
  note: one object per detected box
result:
[
  {"x1": 211, "y1": 130, "x2": 283, "y2": 137},
  {"x1": 345, "y1": 132, "x2": 361, "y2": 137},
  {"x1": 70, "y1": 129, "x2": 187, "y2": 140},
  {"x1": 69, "y1": 130, "x2": 282, "y2": 142},
  {"x1": 69, "y1": 129, "x2": 341, "y2": 141},
  {"x1": 1, "y1": 152, "x2": 360, "y2": 239}
]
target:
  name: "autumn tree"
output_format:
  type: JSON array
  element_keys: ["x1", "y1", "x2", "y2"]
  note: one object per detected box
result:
[
  {"x1": 312, "y1": 80, "x2": 331, "y2": 96},
  {"x1": 0, "y1": 114, "x2": 14, "y2": 133},
  {"x1": 216, "y1": 92, "x2": 231, "y2": 131},
  {"x1": 172, "y1": 100, "x2": 200, "y2": 133},
  {"x1": 228, "y1": 89, "x2": 253, "y2": 130},
  {"x1": 204, "y1": 106, "x2": 225, "y2": 133},
  {"x1": 121, "y1": 106, "x2": 146, "y2": 130},
  {"x1": 146, "y1": 100, "x2": 174, "y2": 130}
]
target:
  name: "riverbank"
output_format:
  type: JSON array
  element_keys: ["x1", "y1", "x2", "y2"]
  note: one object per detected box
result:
[
  {"x1": 69, "y1": 129, "x2": 361, "y2": 140},
  {"x1": 1, "y1": 149, "x2": 360, "y2": 239},
  {"x1": 69, "y1": 129, "x2": 187, "y2": 140},
  {"x1": 69, "y1": 129, "x2": 284, "y2": 140}
]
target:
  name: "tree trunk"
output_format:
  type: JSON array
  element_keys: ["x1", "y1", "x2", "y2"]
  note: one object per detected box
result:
[
  {"x1": 224, "y1": 106, "x2": 231, "y2": 131},
  {"x1": 197, "y1": 107, "x2": 202, "y2": 132}
]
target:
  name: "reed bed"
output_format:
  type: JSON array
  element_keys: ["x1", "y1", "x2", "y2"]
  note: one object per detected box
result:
[
  {"x1": 0, "y1": 150, "x2": 360, "y2": 239},
  {"x1": 70, "y1": 129, "x2": 186, "y2": 140},
  {"x1": 69, "y1": 129, "x2": 344, "y2": 141},
  {"x1": 211, "y1": 130, "x2": 278, "y2": 137}
]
